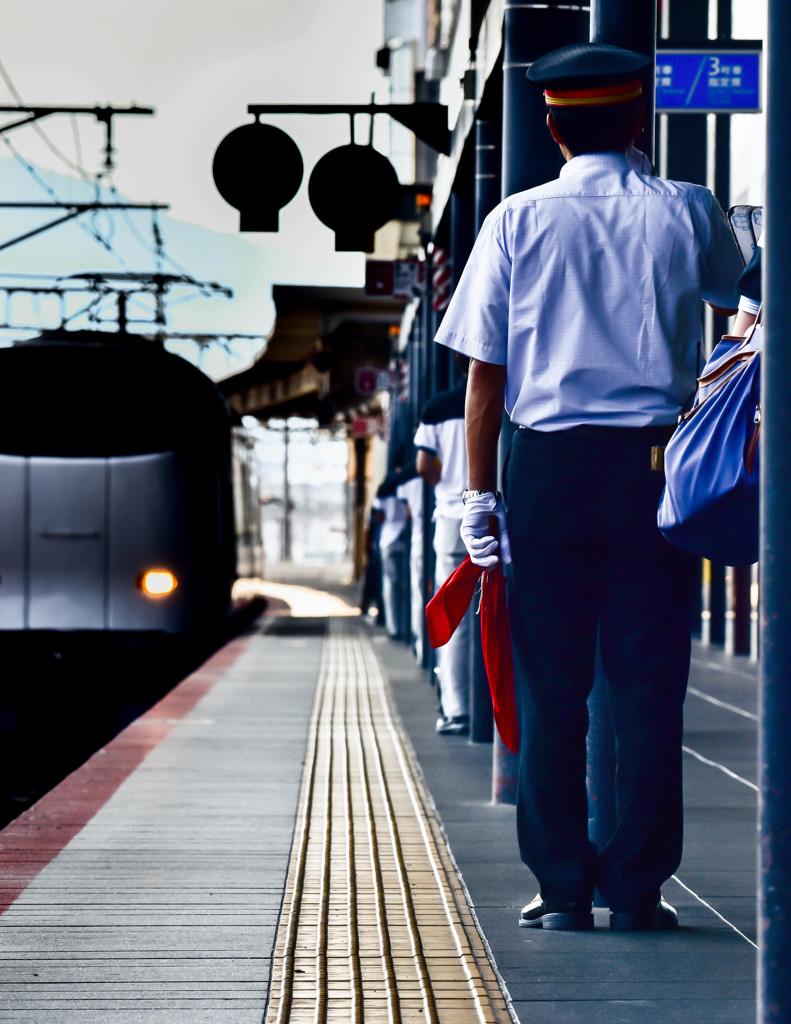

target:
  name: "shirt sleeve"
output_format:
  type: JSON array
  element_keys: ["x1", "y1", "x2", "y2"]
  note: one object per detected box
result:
[
  {"x1": 434, "y1": 209, "x2": 511, "y2": 365},
  {"x1": 414, "y1": 421, "x2": 438, "y2": 454},
  {"x1": 738, "y1": 294, "x2": 761, "y2": 315}
]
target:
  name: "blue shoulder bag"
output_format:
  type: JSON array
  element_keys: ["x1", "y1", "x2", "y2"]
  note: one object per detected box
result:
[{"x1": 657, "y1": 314, "x2": 762, "y2": 566}]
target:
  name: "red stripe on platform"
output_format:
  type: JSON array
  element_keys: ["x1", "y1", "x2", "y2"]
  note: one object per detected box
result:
[{"x1": 0, "y1": 634, "x2": 254, "y2": 914}]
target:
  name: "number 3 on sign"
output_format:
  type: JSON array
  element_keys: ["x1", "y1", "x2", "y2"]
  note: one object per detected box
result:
[{"x1": 709, "y1": 56, "x2": 721, "y2": 77}]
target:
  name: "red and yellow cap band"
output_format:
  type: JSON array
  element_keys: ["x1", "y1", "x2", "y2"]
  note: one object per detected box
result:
[{"x1": 544, "y1": 79, "x2": 643, "y2": 107}]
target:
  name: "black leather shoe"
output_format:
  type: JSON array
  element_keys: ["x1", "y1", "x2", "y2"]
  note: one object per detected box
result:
[
  {"x1": 610, "y1": 896, "x2": 679, "y2": 931},
  {"x1": 519, "y1": 894, "x2": 594, "y2": 931}
]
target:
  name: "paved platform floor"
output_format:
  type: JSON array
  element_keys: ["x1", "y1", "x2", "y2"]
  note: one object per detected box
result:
[
  {"x1": 378, "y1": 626, "x2": 758, "y2": 1024},
  {"x1": 0, "y1": 563, "x2": 758, "y2": 1022}
]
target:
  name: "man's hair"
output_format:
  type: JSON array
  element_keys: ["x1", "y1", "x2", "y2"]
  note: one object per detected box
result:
[{"x1": 549, "y1": 100, "x2": 642, "y2": 156}]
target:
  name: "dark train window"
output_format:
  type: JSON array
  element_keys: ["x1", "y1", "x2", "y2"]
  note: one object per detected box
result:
[{"x1": 0, "y1": 334, "x2": 231, "y2": 457}]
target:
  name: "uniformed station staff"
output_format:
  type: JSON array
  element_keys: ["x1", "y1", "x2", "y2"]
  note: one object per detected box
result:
[{"x1": 436, "y1": 42, "x2": 743, "y2": 932}]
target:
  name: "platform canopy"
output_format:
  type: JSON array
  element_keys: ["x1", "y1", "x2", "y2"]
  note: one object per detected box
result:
[{"x1": 218, "y1": 284, "x2": 405, "y2": 425}]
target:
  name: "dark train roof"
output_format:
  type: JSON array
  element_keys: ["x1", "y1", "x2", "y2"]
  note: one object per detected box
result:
[{"x1": 0, "y1": 329, "x2": 232, "y2": 458}]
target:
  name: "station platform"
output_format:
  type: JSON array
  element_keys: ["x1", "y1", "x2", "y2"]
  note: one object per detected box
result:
[{"x1": 0, "y1": 563, "x2": 758, "y2": 1022}]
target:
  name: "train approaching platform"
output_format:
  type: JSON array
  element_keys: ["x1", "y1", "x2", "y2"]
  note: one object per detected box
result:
[{"x1": 0, "y1": 569, "x2": 757, "y2": 1022}]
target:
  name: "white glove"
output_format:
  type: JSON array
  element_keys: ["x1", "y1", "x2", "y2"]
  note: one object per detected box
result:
[{"x1": 460, "y1": 492, "x2": 512, "y2": 569}]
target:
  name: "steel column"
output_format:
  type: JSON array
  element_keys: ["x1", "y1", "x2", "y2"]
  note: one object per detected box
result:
[
  {"x1": 469, "y1": 119, "x2": 502, "y2": 747},
  {"x1": 585, "y1": 0, "x2": 657, "y2": 881},
  {"x1": 590, "y1": 0, "x2": 655, "y2": 159},
  {"x1": 495, "y1": 0, "x2": 590, "y2": 805},
  {"x1": 474, "y1": 120, "x2": 500, "y2": 236},
  {"x1": 760, "y1": 2, "x2": 791, "y2": 1019},
  {"x1": 415, "y1": 301, "x2": 437, "y2": 672},
  {"x1": 661, "y1": 0, "x2": 708, "y2": 188}
]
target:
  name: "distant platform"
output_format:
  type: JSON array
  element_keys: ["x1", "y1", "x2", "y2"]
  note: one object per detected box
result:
[{"x1": 234, "y1": 560, "x2": 361, "y2": 617}]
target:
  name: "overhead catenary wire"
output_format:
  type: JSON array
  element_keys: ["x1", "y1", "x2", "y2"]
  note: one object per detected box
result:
[
  {"x1": 0, "y1": 53, "x2": 133, "y2": 264},
  {"x1": 104, "y1": 178, "x2": 218, "y2": 298},
  {"x1": 0, "y1": 52, "x2": 217, "y2": 306},
  {"x1": 0, "y1": 56, "x2": 98, "y2": 180}
]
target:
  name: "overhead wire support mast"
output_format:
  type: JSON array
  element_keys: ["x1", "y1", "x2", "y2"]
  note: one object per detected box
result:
[
  {"x1": 0, "y1": 104, "x2": 154, "y2": 171},
  {"x1": 0, "y1": 202, "x2": 170, "y2": 254},
  {"x1": 0, "y1": 104, "x2": 154, "y2": 133}
]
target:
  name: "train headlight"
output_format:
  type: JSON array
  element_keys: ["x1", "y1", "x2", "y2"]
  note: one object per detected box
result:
[{"x1": 139, "y1": 570, "x2": 178, "y2": 597}]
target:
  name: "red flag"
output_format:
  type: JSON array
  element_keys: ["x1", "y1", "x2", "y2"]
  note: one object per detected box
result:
[
  {"x1": 425, "y1": 556, "x2": 519, "y2": 753},
  {"x1": 425, "y1": 556, "x2": 481, "y2": 648}
]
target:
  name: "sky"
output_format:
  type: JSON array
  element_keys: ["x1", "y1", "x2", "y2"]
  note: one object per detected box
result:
[{"x1": 0, "y1": 0, "x2": 388, "y2": 373}]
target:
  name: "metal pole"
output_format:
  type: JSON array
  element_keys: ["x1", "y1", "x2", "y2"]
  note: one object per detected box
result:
[
  {"x1": 750, "y1": 563, "x2": 760, "y2": 663},
  {"x1": 496, "y1": 0, "x2": 589, "y2": 805},
  {"x1": 353, "y1": 436, "x2": 367, "y2": 580},
  {"x1": 416, "y1": 291, "x2": 437, "y2": 673},
  {"x1": 590, "y1": 0, "x2": 655, "y2": 159},
  {"x1": 760, "y1": 2, "x2": 791, "y2": 1019},
  {"x1": 281, "y1": 422, "x2": 292, "y2": 562},
  {"x1": 587, "y1": 0, "x2": 657, "y2": 889},
  {"x1": 474, "y1": 120, "x2": 500, "y2": 233},
  {"x1": 469, "y1": 119, "x2": 501, "y2": 747}
]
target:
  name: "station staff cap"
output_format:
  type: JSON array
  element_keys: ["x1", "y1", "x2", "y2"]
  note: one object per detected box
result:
[{"x1": 527, "y1": 43, "x2": 652, "y2": 107}]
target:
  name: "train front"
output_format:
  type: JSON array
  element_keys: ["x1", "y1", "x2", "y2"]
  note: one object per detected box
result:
[{"x1": 0, "y1": 330, "x2": 248, "y2": 653}]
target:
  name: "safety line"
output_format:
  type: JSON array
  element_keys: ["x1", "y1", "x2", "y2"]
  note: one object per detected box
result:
[
  {"x1": 348, "y1": 640, "x2": 401, "y2": 1024},
  {"x1": 671, "y1": 874, "x2": 758, "y2": 950},
  {"x1": 355, "y1": 634, "x2": 440, "y2": 1024},
  {"x1": 266, "y1": 620, "x2": 512, "y2": 1023},
  {"x1": 316, "y1": 675, "x2": 335, "y2": 1022},
  {"x1": 341, "y1": 647, "x2": 364, "y2": 1024},
  {"x1": 360, "y1": 636, "x2": 490, "y2": 1024},
  {"x1": 688, "y1": 686, "x2": 758, "y2": 722},
  {"x1": 682, "y1": 745, "x2": 759, "y2": 792}
]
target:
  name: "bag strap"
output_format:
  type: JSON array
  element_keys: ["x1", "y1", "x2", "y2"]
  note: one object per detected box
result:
[
  {"x1": 697, "y1": 347, "x2": 758, "y2": 387},
  {"x1": 682, "y1": 353, "x2": 758, "y2": 423}
]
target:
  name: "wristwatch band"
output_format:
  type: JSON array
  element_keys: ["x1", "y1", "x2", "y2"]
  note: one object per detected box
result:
[{"x1": 462, "y1": 488, "x2": 496, "y2": 504}]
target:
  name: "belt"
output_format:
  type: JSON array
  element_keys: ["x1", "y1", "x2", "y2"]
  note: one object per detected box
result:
[{"x1": 516, "y1": 423, "x2": 675, "y2": 440}]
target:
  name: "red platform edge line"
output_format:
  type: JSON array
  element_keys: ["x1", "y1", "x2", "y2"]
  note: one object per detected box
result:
[{"x1": 0, "y1": 635, "x2": 254, "y2": 914}]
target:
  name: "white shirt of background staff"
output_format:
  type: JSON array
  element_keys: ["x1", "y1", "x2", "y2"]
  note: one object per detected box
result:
[{"x1": 413, "y1": 416, "x2": 468, "y2": 518}]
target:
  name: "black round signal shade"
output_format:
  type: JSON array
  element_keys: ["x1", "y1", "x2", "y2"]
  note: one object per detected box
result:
[
  {"x1": 212, "y1": 122, "x2": 304, "y2": 231},
  {"x1": 308, "y1": 143, "x2": 401, "y2": 252}
]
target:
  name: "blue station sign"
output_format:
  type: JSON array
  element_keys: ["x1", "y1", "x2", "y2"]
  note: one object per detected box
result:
[{"x1": 655, "y1": 50, "x2": 762, "y2": 113}]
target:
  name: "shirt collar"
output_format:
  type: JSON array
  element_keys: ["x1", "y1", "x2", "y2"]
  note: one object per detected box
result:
[{"x1": 559, "y1": 152, "x2": 631, "y2": 178}]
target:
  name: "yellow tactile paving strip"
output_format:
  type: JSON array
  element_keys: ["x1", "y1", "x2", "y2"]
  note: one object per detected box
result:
[{"x1": 265, "y1": 619, "x2": 514, "y2": 1024}]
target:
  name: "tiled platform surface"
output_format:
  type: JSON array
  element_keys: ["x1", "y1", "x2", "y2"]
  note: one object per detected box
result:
[
  {"x1": 0, "y1": 624, "x2": 323, "y2": 1022},
  {"x1": 0, "y1": 563, "x2": 758, "y2": 1022},
  {"x1": 380, "y1": 631, "x2": 758, "y2": 1024}
]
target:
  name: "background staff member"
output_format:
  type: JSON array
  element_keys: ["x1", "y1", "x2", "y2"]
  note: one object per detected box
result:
[
  {"x1": 396, "y1": 465, "x2": 425, "y2": 662},
  {"x1": 438, "y1": 43, "x2": 742, "y2": 931},
  {"x1": 372, "y1": 464, "x2": 409, "y2": 642},
  {"x1": 415, "y1": 358, "x2": 473, "y2": 736}
]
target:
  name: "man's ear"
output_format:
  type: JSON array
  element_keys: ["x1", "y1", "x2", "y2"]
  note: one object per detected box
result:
[
  {"x1": 632, "y1": 105, "x2": 645, "y2": 143},
  {"x1": 546, "y1": 111, "x2": 564, "y2": 146}
]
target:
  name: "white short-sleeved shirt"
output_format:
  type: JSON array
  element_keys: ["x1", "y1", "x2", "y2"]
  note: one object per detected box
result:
[
  {"x1": 413, "y1": 380, "x2": 468, "y2": 518},
  {"x1": 435, "y1": 153, "x2": 743, "y2": 431}
]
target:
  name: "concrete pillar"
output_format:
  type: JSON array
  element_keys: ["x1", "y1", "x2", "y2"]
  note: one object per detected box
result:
[{"x1": 759, "y1": 3, "x2": 791, "y2": 1018}]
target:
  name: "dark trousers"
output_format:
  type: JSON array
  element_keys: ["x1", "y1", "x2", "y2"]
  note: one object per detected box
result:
[{"x1": 504, "y1": 425, "x2": 696, "y2": 911}]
